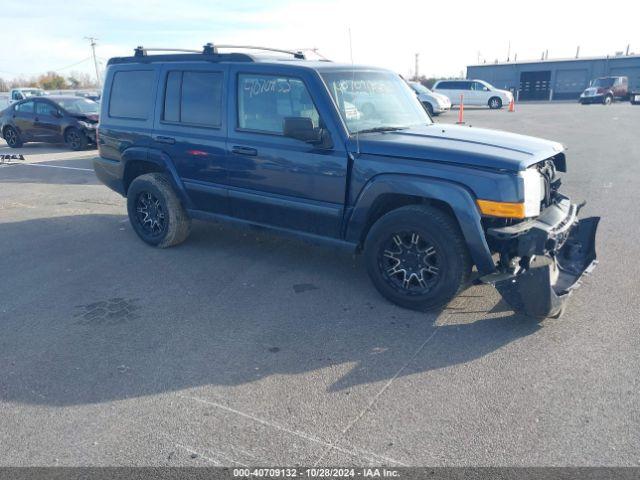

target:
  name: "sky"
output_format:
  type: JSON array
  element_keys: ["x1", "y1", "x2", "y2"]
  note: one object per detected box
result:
[{"x1": 1, "y1": 0, "x2": 638, "y2": 82}]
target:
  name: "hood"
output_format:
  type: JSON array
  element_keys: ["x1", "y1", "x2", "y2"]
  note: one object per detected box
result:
[
  {"x1": 433, "y1": 92, "x2": 450, "y2": 103},
  {"x1": 71, "y1": 113, "x2": 99, "y2": 122},
  {"x1": 417, "y1": 91, "x2": 449, "y2": 104},
  {"x1": 352, "y1": 124, "x2": 564, "y2": 172}
]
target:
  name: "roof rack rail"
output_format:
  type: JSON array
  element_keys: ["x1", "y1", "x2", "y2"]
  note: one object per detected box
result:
[
  {"x1": 134, "y1": 46, "x2": 202, "y2": 57},
  {"x1": 133, "y1": 43, "x2": 306, "y2": 59},
  {"x1": 214, "y1": 45, "x2": 305, "y2": 59}
]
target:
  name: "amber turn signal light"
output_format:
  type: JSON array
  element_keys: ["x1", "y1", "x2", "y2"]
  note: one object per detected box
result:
[{"x1": 476, "y1": 199, "x2": 526, "y2": 219}]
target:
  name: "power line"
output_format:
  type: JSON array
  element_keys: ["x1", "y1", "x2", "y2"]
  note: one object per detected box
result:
[{"x1": 0, "y1": 57, "x2": 91, "y2": 77}]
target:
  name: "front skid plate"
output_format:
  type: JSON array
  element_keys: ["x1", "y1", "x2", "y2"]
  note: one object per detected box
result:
[{"x1": 494, "y1": 217, "x2": 600, "y2": 318}]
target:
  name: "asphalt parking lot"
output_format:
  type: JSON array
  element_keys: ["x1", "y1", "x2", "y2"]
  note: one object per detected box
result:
[{"x1": 1, "y1": 102, "x2": 638, "y2": 467}]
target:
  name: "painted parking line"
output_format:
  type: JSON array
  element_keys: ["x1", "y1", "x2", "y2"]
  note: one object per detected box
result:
[
  {"x1": 10, "y1": 162, "x2": 94, "y2": 172},
  {"x1": 180, "y1": 394, "x2": 407, "y2": 466}
]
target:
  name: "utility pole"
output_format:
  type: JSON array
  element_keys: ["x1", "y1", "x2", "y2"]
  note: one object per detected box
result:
[
  {"x1": 84, "y1": 37, "x2": 101, "y2": 88},
  {"x1": 414, "y1": 53, "x2": 419, "y2": 80},
  {"x1": 576, "y1": 46, "x2": 580, "y2": 59},
  {"x1": 507, "y1": 40, "x2": 511, "y2": 62}
]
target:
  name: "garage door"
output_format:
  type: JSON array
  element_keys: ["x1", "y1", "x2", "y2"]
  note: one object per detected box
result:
[
  {"x1": 554, "y1": 69, "x2": 589, "y2": 100},
  {"x1": 519, "y1": 71, "x2": 551, "y2": 100}
]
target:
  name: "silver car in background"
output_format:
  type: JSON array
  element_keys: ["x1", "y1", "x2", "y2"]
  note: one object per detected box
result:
[{"x1": 408, "y1": 81, "x2": 451, "y2": 115}]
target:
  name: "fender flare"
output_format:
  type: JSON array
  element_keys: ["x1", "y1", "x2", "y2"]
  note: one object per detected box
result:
[
  {"x1": 345, "y1": 173, "x2": 496, "y2": 275},
  {"x1": 121, "y1": 147, "x2": 193, "y2": 209}
]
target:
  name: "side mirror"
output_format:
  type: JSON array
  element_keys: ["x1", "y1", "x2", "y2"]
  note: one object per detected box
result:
[
  {"x1": 283, "y1": 117, "x2": 321, "y2": 144},
  {"x1": 54, "y1": 110, "x2": 63, "y2": 118}
]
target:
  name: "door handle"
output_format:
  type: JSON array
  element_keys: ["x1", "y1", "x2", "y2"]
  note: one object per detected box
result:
[
  {"x1": 152, "y1": 135, "x2": 175, "y2": 144},
  {"x1": 231, "y1": 146, "x2": 257, "y2": 156}
]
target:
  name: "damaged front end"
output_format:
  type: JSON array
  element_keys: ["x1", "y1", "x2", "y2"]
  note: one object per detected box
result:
[{"x1": 482, "y1": 195, "x2": 599, "y2": 318}]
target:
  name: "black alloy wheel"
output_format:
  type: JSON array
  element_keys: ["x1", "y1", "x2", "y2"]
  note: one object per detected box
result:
[
  {"x1": 65, "y1": 128, "x2": 88, "y2": 151},
  {"x1": 4, "y1": 126, "x2": 22, "y2": 148},
  {"x1": 134, "y1": 191, "x2": 167, "y2": 238},
  {"x1": 379, "y1": 231, "x2": 441, "y2": 295}
]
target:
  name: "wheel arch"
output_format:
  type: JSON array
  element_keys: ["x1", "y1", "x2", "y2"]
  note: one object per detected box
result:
[
  {"x1": 121, "y1": 147, "x2": 193, "y2": 210},
  {"x1": 346, "y1": 174, "x2": 496, "y2": 275}
]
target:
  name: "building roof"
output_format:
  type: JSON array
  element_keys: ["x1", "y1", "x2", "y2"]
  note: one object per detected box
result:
[{"x1": 468, "y1": 53, "x2": 640, "y2": 68}]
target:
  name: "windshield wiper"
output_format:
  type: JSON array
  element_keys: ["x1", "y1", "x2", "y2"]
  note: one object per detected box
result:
[{"x1": 353, "y1": 126, "x2": 407, "y2": 134}]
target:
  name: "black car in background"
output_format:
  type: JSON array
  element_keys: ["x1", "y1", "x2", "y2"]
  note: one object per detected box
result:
[
  {"x1": 631, "y1": 90, "x2": 640, "y2": 105},
  {"x1": 0, "y1": 95, "x2": 98, "y2": 150}
]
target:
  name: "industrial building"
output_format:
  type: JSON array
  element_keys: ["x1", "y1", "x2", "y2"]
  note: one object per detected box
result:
[{"x1": 466, "y1": 54, "x2": 640, "y2": 101}]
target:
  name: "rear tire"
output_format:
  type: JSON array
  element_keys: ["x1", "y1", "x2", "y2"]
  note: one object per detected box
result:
[
  {"x1": 364, "y1": 205, "x2": 472, "y2": 311},
  {"x1": 127, "y1": 173, "x2": 191, "y2": 248},
  {"x1": 4, "y1": 126, "x2": 23, "y2": 148},
  {"x1": 488, "y1": 97, "x2": 502, "y2": 109},
  {"x1": 65, "y1": 127, "x2": 88, "y2": 151}
]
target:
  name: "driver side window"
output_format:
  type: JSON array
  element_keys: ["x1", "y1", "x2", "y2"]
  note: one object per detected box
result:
[
  {"x1": 237, "y1": 74, "x2": 320, "y2": 134},
  {"x1": 15, "y1": 101, "x2": 34, "y2": 113},
  {"x1": 36, "y1": 102, "x2": 59, "y2": 116}
]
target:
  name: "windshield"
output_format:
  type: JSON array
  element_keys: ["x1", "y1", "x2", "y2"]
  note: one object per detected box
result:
[
  {"x1": 410, "y1": 82, "x2": 431, "y2": 94},
  {"x1": 321, "y1": 70, "x2": 432, "y2": 134},
  {"x1": 23, "y1": 89, "x2": 45, "y2": 97},
  {"x1": 592, "y1": 78, "x2": 615, "y2": 88},
  {"x1": 55, "y1": 98, "x2": 99, "y2": 114}
]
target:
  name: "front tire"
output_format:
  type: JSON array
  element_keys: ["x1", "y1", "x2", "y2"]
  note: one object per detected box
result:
[
  {"x1": 603, "y1": 94, "x2": 613, "y2": 105},
  {"x1": 127, "y1": 173, "x2": 191, "y2": 248},
  {"x1": 488, "y1": 97, "x2": 502, "y2": 109},
  {"x1": 423, "y1": 102, "x2": 434, "y2": 116},
  {"x1": 4, "y1": 126, "x2": 23, "y2": 148},
  {"x1": 65, "y1": 127, "x2": 88, "y2": 151},
  {"x1": 364, "y1": 205, "x2": 472, "y2": 311}
]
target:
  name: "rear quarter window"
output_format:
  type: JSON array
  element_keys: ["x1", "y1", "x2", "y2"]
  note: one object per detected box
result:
[{"x1": 109, "y1": 70, "x2": 154, "y2": 120}]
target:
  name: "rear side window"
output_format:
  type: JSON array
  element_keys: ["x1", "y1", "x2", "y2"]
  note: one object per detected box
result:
[
  {"x1": 163, "y1": 71, "x2": 223, "y2": 127},
  {"x1": 109, "y1": 70, "x2": 154, "y2": 120},
  {"x1": 237, "y1": 74, "x2": 320, "y2": 134}
]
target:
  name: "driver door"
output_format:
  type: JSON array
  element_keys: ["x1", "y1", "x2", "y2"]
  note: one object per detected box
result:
[
  {"x1": 225, "y1": 68, "x2": 347, "y2": 237},
  {"x1": 34, "y1": 101, "x2": 64, "y2": 141}
]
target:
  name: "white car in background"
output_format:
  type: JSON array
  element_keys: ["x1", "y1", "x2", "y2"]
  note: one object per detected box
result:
[
  {"x1": 433, "y1": 79, "x2": 513, "y2": 109},
  {"x1": 408, "y1": 81, "x2": 451, "y2": 115}
]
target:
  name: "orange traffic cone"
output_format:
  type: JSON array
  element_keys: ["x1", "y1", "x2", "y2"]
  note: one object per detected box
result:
[
  {"x1": 508, "y1": 97, "x2": 515, "y2": 112},
  {"x1": 457, "y1": 94, "x2": 465, "y2": 124}
]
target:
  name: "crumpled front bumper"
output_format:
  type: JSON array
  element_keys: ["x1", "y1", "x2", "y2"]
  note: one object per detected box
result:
[{"x1": 483, "y1": 196, "x2": 599, "y2": 318}]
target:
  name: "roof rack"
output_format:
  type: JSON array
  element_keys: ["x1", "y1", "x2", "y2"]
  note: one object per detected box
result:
[{"x1": 134, "y1": 43, "x2": 306, "y2": 59}]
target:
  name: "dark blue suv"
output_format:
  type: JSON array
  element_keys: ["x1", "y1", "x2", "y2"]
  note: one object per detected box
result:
[{"x1": 94, "y1": 44, "x2": 599, "y2": 318}]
